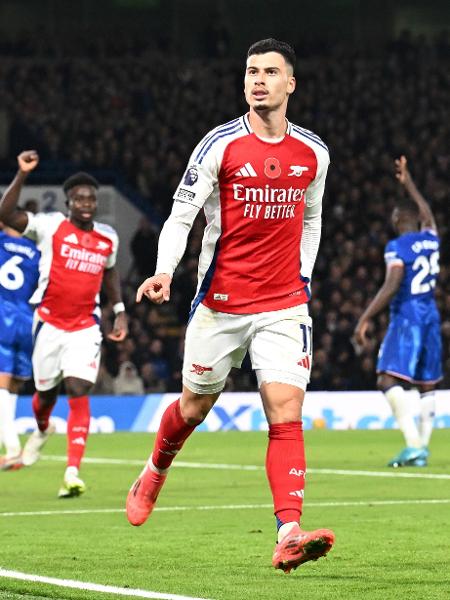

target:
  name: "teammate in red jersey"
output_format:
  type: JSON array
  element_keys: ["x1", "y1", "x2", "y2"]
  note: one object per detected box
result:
[
  {"x1": 126, "y1": 38, "x2": 334, "y2": 572},
  {"x1": 0, "y1": 151, "x2": 128, "y2": 497}
]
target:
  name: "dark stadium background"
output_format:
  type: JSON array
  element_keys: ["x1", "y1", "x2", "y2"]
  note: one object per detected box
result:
[{"x1": 1, "y1": 0, "x2": 449, "y2": 394}]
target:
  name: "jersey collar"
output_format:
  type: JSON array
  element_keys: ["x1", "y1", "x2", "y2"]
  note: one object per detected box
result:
[{"x1": 243, "y1": 113, "x2": 292, "y2": 139}]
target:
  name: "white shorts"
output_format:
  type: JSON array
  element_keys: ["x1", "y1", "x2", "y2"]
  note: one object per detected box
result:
[
  {"x1": 32, "y1": 315, "x2": 102, "y2": 391},
  {"x1": 182, "y1": 303, "x2": 312, "y2": 394}
]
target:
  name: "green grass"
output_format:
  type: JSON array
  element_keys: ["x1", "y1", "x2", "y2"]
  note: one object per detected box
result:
[{"x1": 1, "y1": 430, "x2": 450, "y2": 600}]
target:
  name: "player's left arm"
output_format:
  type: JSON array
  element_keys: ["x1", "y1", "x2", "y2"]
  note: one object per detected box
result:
[
  {"x1": 354, "y1": 264, "x2": 404, "y2": 346},
  {"x1": 301, "y1": 148, "x2": 329, "y2": 282},
  {"x1": 102, "y1": 266, "x2": 128, "y2": 341},
  {"x1": 395, "y1": 156, "x2": 437, "y2": 232}
]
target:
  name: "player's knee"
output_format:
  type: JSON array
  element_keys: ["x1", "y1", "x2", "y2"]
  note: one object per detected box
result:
[
  {"x1": 377, "y1": 373, "x2": 403, "y2": 392},
  {"x1": 38, "y1": 388, "x2": 58, "y2": 406},
  {"x1": 64, "y1": 377, "x2": 93, "y2": 398},
  {"x1": 180, "y1": 388, "x2": 219, "y2": 426},
  {"x1": 266, "y1": 400, "x2": 302, "y2": 424},
  {"x1": 418, "y1": 383, "x2": 435, "y2": 394},
  {"x1": 376, "y1": 375, "x2": 386, "y2": 391},
  {"x1": 260, "y1": 381, "x2": 304, "y2": 424}
]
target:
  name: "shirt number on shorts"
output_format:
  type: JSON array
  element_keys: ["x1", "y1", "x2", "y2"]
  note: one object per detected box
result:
[{"x1": 300, "y1": 324, "x2": 312, "y2": 355}]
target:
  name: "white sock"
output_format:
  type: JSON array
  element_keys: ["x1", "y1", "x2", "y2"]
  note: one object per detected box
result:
[
  {"x1": 65, "y1": 466, "x2": 79, "y2": 479},
  {"x1": 277, "y1": 521, "x2": 299, "y2": 543},
  {"x1": 419, "y1": 391, "x2": 435, "y2": 447},
  {"x1": 146, "y1": 454, "x2": 169, "y2": 475},
  {"x1": 0, "y1": 389, "x2": 21, "y2": 458},
  {"x1": 384, "y1": 386, "x2": 421, "y2": 448}
]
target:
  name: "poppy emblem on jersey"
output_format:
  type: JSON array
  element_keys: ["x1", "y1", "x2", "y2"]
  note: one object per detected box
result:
[
  {"x1": 81, "y1": 233, "x2": 93, "y2": 248},
  {"x1": 183, "y1": 166, "x2": 199, "y2": 186},
  {"x1": 191, "y1": 364, "x2": 213, "y2": 375},
  {"x1": 264, "y1": 157, "x2": 281, "y2": 179}
]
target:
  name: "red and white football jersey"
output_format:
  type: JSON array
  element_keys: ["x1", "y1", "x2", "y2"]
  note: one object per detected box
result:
[
  {"x1": 24, "y1": 212, "x2": 118, "y2": 331},
  {"x1": 172, "y1": 113, "x2": 329, "y2": 314}
]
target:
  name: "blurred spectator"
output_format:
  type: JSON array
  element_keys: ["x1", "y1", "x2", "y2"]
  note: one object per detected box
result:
[
  {"x1": 22, "y1": 199, "x2": 39, "y2": 214},
  {"x1": 91, "y1": 360, "x2": 115, "y2": 395},
  {"x1": 140, "y1": 362, "x2": 166, "y2": 393},
  {"x1": 129, "y1": 217, "x2": 158, "y2": 280},
  {"x1": 113, "y1": 361, "x2": 144, "y2": 395}
]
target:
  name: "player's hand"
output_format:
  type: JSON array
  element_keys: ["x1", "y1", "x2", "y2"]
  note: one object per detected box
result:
[
  {"x1": 107, "y1": 312, "x2": 128, "y2": 342},
  {"x1": 136, "y1": 273, "x2": 172, "y2": 304},
  {"x1": 17, "y1": 150, "x2": 39, "y2": 173},
  {"x1": 394, "y1": 155, "x2": 410, "y2": 185},
  {"x1": 353, "y1": 319, "x2": 369, "y2": 348}
]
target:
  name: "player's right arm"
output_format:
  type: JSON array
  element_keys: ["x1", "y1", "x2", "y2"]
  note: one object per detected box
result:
[
  {"x1": 395, "y1": 155, "x2": 437, "y2": 232},
  {"x1": 0, "y1": 151, "x2": 39, "y2": 233},
  {"x1": 135, "y1": 202, "x2": 201, "y2": 304},
  {"x1": 354, "y1": 263, "x2": 404, "y2": 347},
  {"x1": 136, "y1": 134, "x2": 219, "y2": 305}
]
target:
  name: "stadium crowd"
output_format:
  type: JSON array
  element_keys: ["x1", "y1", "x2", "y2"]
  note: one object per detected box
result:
[{"x1": 1, "y1": 30, "x2": 449, "y2": 393}]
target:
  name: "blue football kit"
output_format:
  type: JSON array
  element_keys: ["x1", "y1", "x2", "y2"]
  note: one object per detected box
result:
[
  {"x1": 0, "y1": 231, "x2": 40, "y2": 379},
  {"x1": 377, "y1": 229, "x2": 442, "y2": 384}
]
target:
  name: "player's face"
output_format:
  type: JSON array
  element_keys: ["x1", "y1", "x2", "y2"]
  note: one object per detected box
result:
[
  {"x1": 244, "y1": 52, "x2": 296, "y2": 113},
  {"x1": 67, "y1": 185, "x2": 98, "y2": 224}
]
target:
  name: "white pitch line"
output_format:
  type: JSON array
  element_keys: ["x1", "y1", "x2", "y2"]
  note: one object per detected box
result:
[
  {"x1": 1, "y1": 498, "x2": 450, "y2": 518},
  {"x1": 0, "y1": 568, "x2": 214, "y2": 600},
  {"x1": 310, "y1": 468, "x2": 450, "y2": 480},
  {"x1": 41, "y1": 455, "x2": 450, "y2": 480},
  {"x1": 42, "y1": 456, "x2": 262, "y2": 470}
]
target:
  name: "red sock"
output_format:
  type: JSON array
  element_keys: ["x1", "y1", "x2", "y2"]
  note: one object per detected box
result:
[
  {"x1": 32, "y1": 392, "x2": 55, "y2": 432},
  {"x1": 266, "y1": 421, "x2": 306, "y2": 527},
  {"x1": 67, "y1": 396, "x2": 90, "y2": 469},
  {"x1": 151, "y1": 399, "x2": 196, "y2": 470}
]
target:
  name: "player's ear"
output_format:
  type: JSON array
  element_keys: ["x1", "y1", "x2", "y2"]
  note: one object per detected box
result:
[{"x1": 287, "y1": 76, "x2": 296, "y2": 95}]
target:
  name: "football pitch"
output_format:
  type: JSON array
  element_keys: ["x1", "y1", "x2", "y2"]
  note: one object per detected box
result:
[{"x1": 1, "y1": 429, "x2": 449, "y2": 600}]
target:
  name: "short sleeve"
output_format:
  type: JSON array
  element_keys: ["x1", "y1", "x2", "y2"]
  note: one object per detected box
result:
[
  {"x1": 305, "y1": 144, "x2": 330, "y2": 208},
  {"x1": 22, "y1": 211, "x2": 65, "y2": 243},
  {"x1": 172, "y1": 131, "x2": 223, "y2": 209},
  {"x1": 384, "y1": 240, "x2": 404, "y2": 267}
]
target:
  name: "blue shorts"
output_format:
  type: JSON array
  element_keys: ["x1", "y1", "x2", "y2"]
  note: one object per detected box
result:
[
  {"x1": 377, "y1": 315, "x2": 442, "y2": 384},
  {"x1": 0, "y1": 301, "x2": 33, "y2": 379}
]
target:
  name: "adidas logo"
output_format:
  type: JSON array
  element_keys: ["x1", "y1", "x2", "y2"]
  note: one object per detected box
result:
[
  {"x1": 63, "y1": 233, "x2": 79, "y2": 244},
  {"x1": 289, "y1": 490, "x2": 304, "y2": 498},
  {"x1": 72, "y1": 437, "x2": 86, "y2": 446},
  {"x1": 235, "y1": 162, "x2": 257, "y2": 177}
]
